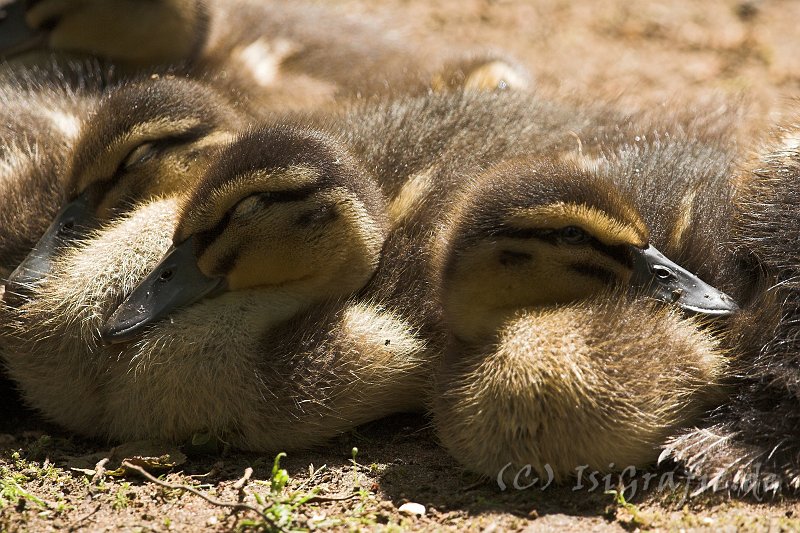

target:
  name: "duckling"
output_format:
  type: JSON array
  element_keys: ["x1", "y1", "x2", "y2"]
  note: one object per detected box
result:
[
  {"x1": 0, "y1": 59, "x2": 111, "y2": 418},
  {"x1": 664, "y1": 111, "x2": 800, "y2": 493},
  {"x1": 0, "y1": 59, "x2": 108, "y2": 279},
  {"x1": 1, "y1": 123, "x2": 435, "y2": 448},
  {"x1": 0, "y1": 0, "x2": 470, "y2": 110},
  {"x1": 430, "y1": 155, "x2": 738, "y2": 482},
  {"x1": 431, "y1": 51, "x2": 532, "y2": 93},
  {"x1": 6, "y1": 75, "x2": 247, "y2": 289}
]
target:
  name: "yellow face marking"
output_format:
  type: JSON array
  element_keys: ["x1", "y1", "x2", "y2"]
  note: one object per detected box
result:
[
  {"x1": 442, "y1": 236, "x2": 634, "y2": 343},
  {"x1": 508, "y1": 202, "x2": 648, "y2": 248},
  {"x1": 198, "y1": 186, "x2": 384, "y2": 303},
  {"x1": 30, "y1": 0, "x2": 200, "y2": 65}
]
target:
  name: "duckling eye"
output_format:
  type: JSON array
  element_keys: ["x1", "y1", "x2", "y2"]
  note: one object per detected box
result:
[
  {"x1": 122, "y1": 142, "x2": 156, "y2": 169},
  {"x1": 559, "y1": 226, "x2": 589, "y2": 244},
  {"x1": 651, "y1": 265, "x2": 677, "y2": 282},
  {"x1": 158, "y1": 269, "x2": 174, "y2": 282}
]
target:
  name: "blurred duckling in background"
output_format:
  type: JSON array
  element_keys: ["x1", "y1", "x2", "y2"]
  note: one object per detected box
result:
[
  {"x1": 665, "y1": 109, "x2": 800, "y2": 493},
  {"x1": 6, "y1": 75, "x2": 246, "y2": 290},
  {"x1": 1, "y1": 123, "x2": 433, "y2": 448},
  {"x1": 0, "y1": 0, "x2": 528, "y2": 110},
  {"x1": 432, "y1": 157, "x2": 738, "y2": 482}
]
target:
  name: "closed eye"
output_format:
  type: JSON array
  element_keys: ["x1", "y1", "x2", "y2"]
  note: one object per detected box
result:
[
  {"x1": 559, "y1": 226, "x2": 590, "y2": 245},
  {"x1": 122, "y1": 142, "x2": 156, "y2": 169}
]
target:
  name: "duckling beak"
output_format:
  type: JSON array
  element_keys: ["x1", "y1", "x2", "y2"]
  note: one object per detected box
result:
[
  {"x1": 630, "y1": 244, "x2": 739, "y2": 316},
  {"x1": 101, "y1": 238, "x2": 226, "y2": 344},
  {"x1": 7, "y1": 193, "x2": 90, "y2": 289}
]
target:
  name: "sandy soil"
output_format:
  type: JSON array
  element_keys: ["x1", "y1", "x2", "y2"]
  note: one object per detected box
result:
[{"x1": 4, "y1": 0, "x2": 800, "y2": 531}]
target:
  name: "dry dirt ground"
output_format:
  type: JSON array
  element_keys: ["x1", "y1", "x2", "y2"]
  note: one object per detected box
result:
[{"x1": 4, "y1": 0, "x2": 800, "y2": 531}]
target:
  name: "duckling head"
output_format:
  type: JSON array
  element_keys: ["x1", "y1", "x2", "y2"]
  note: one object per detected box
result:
[
  {"x1": 440, "y1": 158, "x2": 739, "y2": 342},
  {"x1": 2, "y1": 0, "x2": 206, "y2": 67},
  {"x1": 101, "y1": 124, "x2": 388, "y2": 343},
  {"x1": 7, "y1": 76, "x2": 243, "y2": 288}
]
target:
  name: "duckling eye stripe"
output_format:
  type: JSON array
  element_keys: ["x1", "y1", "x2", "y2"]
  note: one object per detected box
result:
[
  {"x1": 492, "y1": 228, "x2": 632, "y2": 268},
  {"x1": 193, "y1": 211, "x2": 232, "y2": 257},
  {"x1": 254, "y1": 184, "x2": 319, "y2": 207},
  {"x1": 587, "y1": 242, "x2": 633, "y2": 268},
  {"x1": 492, "y1": 227, "x2": 558, "y2": 242},
  {"x1": 568, "y1": 263, "x2": 618, "y2": 285},
  {"x1": 146, "y1": 124, "x2": 215, "y2": 151},
  {"x1": 192, "y1": 184, "x2": 321, "y2": 255}
]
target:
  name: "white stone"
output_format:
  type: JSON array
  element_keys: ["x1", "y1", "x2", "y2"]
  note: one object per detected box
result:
[{"x1": 398, "y1": 502, "x2": 426, "y2": 517}]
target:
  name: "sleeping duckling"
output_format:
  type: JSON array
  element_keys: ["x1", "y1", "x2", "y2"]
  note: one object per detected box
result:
[
  {"x1": 0, "y1": 59, "x2": 107, "y2": 279},
  {"x1": 432, "y1": 151, "x2": 741, "y2": 481},
  {"x1": 665, "y1": 111, "x2": 800, "y2": 493},
  {"x1": 7, "y1": 75, "x2": 246, "y2": 289},
  {"x1": 2, "y1": 123, "x2": 433, "y2": 448},
  {"x1": 2, "y1": 88, "x2": 740, "y2": 452},
  {"x1": 0, "y1": 59, "x2": 109, "y2": 418}
]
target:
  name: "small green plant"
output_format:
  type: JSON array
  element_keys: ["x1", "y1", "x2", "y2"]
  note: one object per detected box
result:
[
  {"x1": 0, "y1": 469, "x2": 47, "y2": 509},
  {"x1": 239, "y1": 452, "x2": 328, "y2": 531},
  {"x1": 350, "y1": 447, "x2": 360, "y2": 486},
  {"x1": 270, "y1": 453, "x2": 289, "y2": 494},
  {"x1": 606, "y1": 488, "x2": 651, "y2": 529},
  {"x1": 113, "y1": 482, "x2": 133, "y2": 510}
]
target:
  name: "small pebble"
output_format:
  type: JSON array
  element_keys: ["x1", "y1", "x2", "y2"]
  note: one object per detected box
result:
[{"x1": 398, "y1": 502, "x2": 426, "y2": 517}]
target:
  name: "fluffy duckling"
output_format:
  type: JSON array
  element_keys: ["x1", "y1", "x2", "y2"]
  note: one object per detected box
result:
[
  {"x1": 7, "y1": 75, "x2": 246, "y2": 289},
  {"x1": 431, "y1": 51, "x2": 532, "y2": 93},
  {"x1": 432, "y1": 157, "x2": 738, "y2": 482},
  {"x1": 0, "y1": 59, "x2": 109, "y2": 417},
  {"x1": 665, "y1": 111, "x2": 800, "y2": 493},
  {"x1": 0, "y1": 59, "x2": 107, "y2": 279},
  {"x1": 1, "y1": 124, "x2": 433, "y2": 448}
]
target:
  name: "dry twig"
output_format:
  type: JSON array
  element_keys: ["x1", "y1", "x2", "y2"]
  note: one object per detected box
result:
[
  {"x1": 121, "y1": 461, "x2": 280, "y2": 531},
  {"x1": 233, "y1": 466, "x2": 253, "y2": 500}
]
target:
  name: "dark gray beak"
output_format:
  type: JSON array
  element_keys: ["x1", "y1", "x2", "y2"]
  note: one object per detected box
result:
[
  {"x1": 7, "y1": 193, "x2": 90, "y2": 288},
  {"x1": 631, "y1": 244, "x2": 739, "y2": 316},
  {"x1": 100, "y1": 237, "x2": 226, "y2": 344}
]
